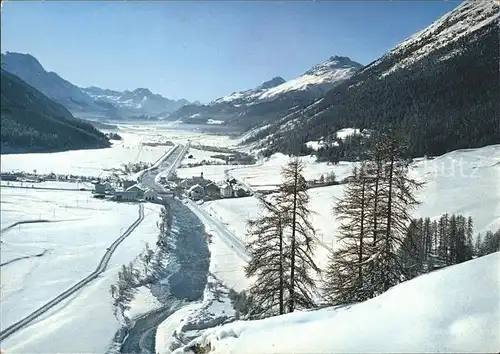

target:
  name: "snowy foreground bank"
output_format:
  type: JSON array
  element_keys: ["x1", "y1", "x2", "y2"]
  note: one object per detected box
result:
[{"x1": 174, "y1": 252, "x2": 499, "y2": 353}]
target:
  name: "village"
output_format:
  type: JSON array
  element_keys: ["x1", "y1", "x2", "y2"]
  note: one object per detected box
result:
[
  {"x1": 159, "y1": 171, "x2": 253, "y2": 201},
  {"x1": 0, "y1": 144, "x2": 340, "y2": 205},
  {"x1": 1, "y1": 165, "x2": 340, "y2": 204}
]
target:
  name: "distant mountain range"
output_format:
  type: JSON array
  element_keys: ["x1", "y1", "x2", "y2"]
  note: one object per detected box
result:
[
  {"x1": 1, "y1": 69, "x2": 110, "y2": 154},
  {"x1": 81, "y1": 86, "x2": 191, "y2": 118},
  {"x1": 1, "y1": 52, "x2": 104, "y2": 114},
  {"x1": 0, "y1": 52, "x2": 193, "y2": 120},
  {"x1": 167, "y1": 56, "x2": 363, "y2": 128},
  {"x1": 249, "y1": 0, "x2": 500, "y2": 159},
  {"x1": 5, "y1": 0, "x2": 495, "y2": 161},
  {"x1": 0, "y1": 51, "x2": 365, "y2": 129}
]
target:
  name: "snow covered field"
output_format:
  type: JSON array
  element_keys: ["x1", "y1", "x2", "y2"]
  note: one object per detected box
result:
[
  {"x1": 410, "y1": 144, "x2": 500, "y2": 235},
  {"x1": 117, "y1": 123, "x2": 239, "y2": 148},
  {"x1": 181, "y1": 148, "x2": 229, "y2": 167},
  {"x1": 196, "y1": 144, "x2": 500, "y2": 271},
  {"x1": 0, "y1": 186, "x2": 164, "y2": 352},
  {"x1": 0, "y1": 125, "x2": 238, "y2": 178},
  {"x1": 0, "y1": 131, "x2": 167, "y2": 178},
  {"x1": 0, "y1": 180, "x2": 94, "y2": 190},
  {"x1": 2, "y1": 121, "x2": 498, "y2": 353},
  {"x1": 177, "y1": 152, "x2": 351, "y2": 186},
  {"x1": 230, "y1": 153, "x2": 354, "y2": 189},
  {"x1": 177, "y1": 252, "x2": 500, "y2": 353},
  {"x1": 187, "y1": 201, "x2": 250, "y2": 292}
]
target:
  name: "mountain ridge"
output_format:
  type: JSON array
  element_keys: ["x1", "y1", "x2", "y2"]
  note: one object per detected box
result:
[
  {"x1": 167, "y1": 55, "x2": 363, "y2": 128},
  {"x1": 1, "y1": 69, "x2": 110, "y2": 154},
  {"x1": 250, "y1": 0, "x2": 499, "y2": 159},
  {"x1": 82, "y1": 85, "x2": 191, "y2": 118},
  {"x1": 1, "y1": 52, "x2": 192, "y2": 120},
  {"x1": 1, "y1": 51, "x2": 103, "y2": 114}
]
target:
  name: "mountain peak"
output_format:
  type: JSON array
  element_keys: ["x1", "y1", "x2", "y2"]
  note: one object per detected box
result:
[
  {"x1": 133, "y1": 87, "x2": 153, "y2": 96},
  {"x1": 327, "y1": 55, "x2": 353, "y2": 62},
  {"x1": 258, "y1": 76, "x2": 286, "y2": 90},
  {"x1": 304, "y1": 55, "x2": 363, "y2": 76},
  {"x1": 1, "y1": 51, "x2": 45, "y2": 73}
]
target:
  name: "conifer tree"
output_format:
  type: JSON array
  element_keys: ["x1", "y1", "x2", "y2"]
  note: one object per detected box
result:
[
  {"x1": 276, "y1": 157, "x2": 320, "y2": 312},
  {"x1": 245, "y1": 158, "x2": 319, "y2": 316},
  {"x1": 368, "y1": 132, "x2": 424, "y2": 294},
  {"x1": 245, "y1": 196, "x2": 289, "y2": 318},
  {"x1": 323, "y1": 165, "x2": 372, "y2": 304}
]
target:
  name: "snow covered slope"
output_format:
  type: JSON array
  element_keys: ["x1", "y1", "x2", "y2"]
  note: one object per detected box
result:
[
  {"x1": 194, "y1": 144, "x2": 500, "y2": 273},
  {"x1": 255, "y1": 0, "x2": 500, "y2": 159},
  {"x1": 167, "y1": 56, "x2": 362, "y2": 128},
  {"x1": 176, "y1": 252, "x2": 500, "y2": 354},
  {"x1": 366, "y1": 0, "x2": 500, "y2": 77},
  {"x1": 1, "y1": 199, "x2": 165, "y2": 353},
  {"x1": 212, "y1": 77, "x2": 285, "y2": 105},
  {"x1": 1, "y1": 52, "x2": 104, "y2": 114},
  {"x1": 259, "y1": 56, "x2": 361, "y2": 100}
]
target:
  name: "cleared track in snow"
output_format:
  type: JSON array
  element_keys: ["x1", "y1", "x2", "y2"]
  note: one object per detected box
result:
[
  {"x1": 0, "y1": 249, "x2": 49, "y2": 267},
  {"x1": 187, "y1": 199, "x2": 250, "y2": 262},
  {"x1": 0, "y1": 203, "x2": 145, "y2": 342},
  {"x1": 0, "y1": 219, "x2": 51, "y2": 234}
]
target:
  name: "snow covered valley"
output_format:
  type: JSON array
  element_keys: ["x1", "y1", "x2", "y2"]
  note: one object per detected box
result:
[{"x1": 1, "y1": 123, "x2": 499, "y2": 353}]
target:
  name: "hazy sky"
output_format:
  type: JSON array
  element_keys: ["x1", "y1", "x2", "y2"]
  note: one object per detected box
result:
[{"x1": 1, "y1": 1, "x2": 459, "y2": 102}]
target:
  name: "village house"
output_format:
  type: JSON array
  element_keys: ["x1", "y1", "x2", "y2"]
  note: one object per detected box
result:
[
  {"x1": 126, "y1": 184, "x2": 146, "y2": 199},
  {"x1": 0, "y1": 173, "x2": 18, "y2": 181},
  {"x1": 204, "y1": 182, "x2": 220, "y2": 200},
  {"x1": 181, "y1": 172, "x2": 210, "y2": 189},
  {"x1": 94, "y1": 181, "x2": 115, "y2": 195},
  {"x1": 123, "y1": 180, "x2": 136, "y2": 190},
  {"x1": 188, "y1": 184, "x2": 204, "y2": 201},
  {"x1": 144, "y1": 188, "x2": 158, "y2": 201},
  {"x1": 112, "y1": 191, "x2": 137, "y2": 201},
  {"x1": 234, "y1": 187, "x2": 247, "y2": 198},
  {"x1": 220, "y1": 182, "x2": 233, "y2": 198}
]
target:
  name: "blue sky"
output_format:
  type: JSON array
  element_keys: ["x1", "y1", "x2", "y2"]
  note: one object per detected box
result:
[{"x1": 1, "y1": 1, "x2": 459, "y2": 102}]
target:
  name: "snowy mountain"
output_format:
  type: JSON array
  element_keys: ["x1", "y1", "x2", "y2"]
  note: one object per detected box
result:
[
  {"x1": 1, "y1": 69, "x2": 110, "y2": 153},
  {"x1": 176, "y1": 252, "x2": 499, "y2": 353},
  {"x1": 0, "y1": 52, "x2": 192, "y2": 120},
  {"x1": 365, "y1": 0, "x2": 500, "y2": 78},
  {"x1": 167, "y1": 56, "x2": 362, "y2": 128},
  {"x1": 253, "y1": 0, "x2": 500, "y2": 158},
  {"x1": 258, "y1": 76, "x2": 287, "y2": 90},
  {"x1": 82, "y1": 86, "x2": 191, "y2": 118},
  {"x1": 258, "y1": 56, "x2": 362, "y2": 101},
  {"x1": 212, "y1": 76, "x2": 286, "y2": 105},
  {"x1": 1, "y1": 52, "x2": 105, "y2": 115}
]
